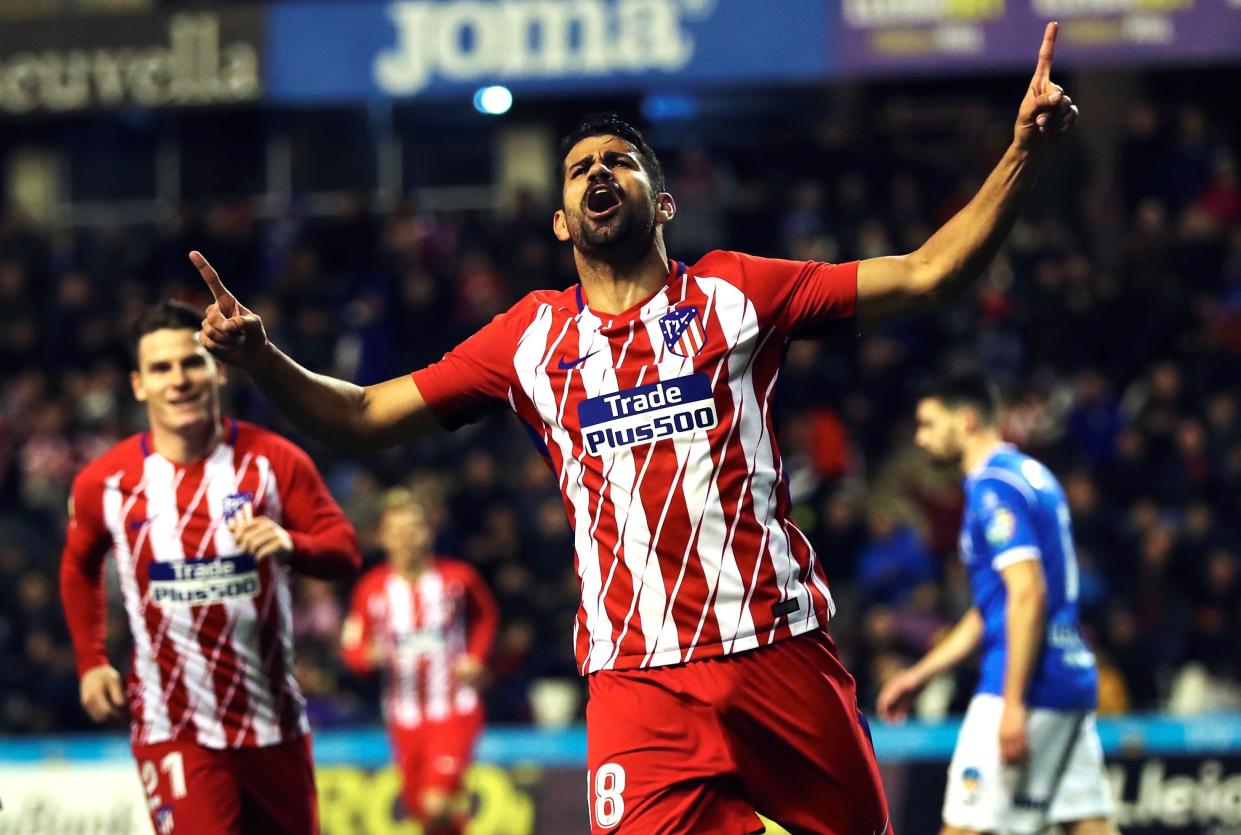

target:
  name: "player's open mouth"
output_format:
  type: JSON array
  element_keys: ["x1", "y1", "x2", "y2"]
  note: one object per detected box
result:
[
  {"x1": 168, "y1": 394, "x2": 202, "y2": 409},
  {"x1": 585, "y1": 184, "x2": 622, "y2": 219}
]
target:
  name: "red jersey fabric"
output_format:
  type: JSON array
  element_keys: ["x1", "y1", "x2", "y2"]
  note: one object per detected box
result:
[{"x1": 412, "y1": 251, "x2": 857, "y2": 674}]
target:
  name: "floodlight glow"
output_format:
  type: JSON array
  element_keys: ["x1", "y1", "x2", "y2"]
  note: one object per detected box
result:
[{"x1": 473, "y1": 86, "x2": 513, "y2": 115}]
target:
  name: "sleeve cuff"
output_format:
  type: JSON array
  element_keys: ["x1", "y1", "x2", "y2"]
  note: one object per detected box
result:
[
  {"x1": 992, "y1": 546, "x2": 1041, "y2": 571},
  {"x1": 76, "y1": 651, "x2": 111, "y2": 678}
]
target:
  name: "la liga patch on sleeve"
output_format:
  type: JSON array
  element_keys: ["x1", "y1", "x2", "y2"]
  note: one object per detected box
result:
[{"x1": 984, "y1": 507, "x2": 1017, "y2": 548}]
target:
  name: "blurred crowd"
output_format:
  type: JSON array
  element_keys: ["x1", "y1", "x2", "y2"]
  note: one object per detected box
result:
[{"x1": 2, "y1": 88, "x2": 1239, "y2": 735}]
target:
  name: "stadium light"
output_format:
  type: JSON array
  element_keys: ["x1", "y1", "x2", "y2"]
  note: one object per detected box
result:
[{"x1": 473, "y1": 85, "x2": 513, "y2": 115}]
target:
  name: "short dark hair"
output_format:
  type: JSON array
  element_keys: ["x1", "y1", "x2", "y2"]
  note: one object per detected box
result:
[
  {"x1": 129, "y1": 300, "x2": 202, "y2": 366},
  {"x1": 920, "y1": 371, "x2": 1001, "y2": 424},
  {"x1": 559, "y1": 113, "x2": 666, "y2": 195}
]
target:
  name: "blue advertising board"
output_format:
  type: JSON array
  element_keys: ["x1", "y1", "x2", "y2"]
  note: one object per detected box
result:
[{"x1": 265, "y1": 0, "x2": 833, "y2": 103}]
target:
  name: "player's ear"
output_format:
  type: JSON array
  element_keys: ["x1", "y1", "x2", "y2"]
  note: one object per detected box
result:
[
  {"x1": 655, "y1": 192, "x2": 676, "y2": 226},
  {"x1": 963, "y1": 406, "x2": 983, "y2": 433},
  {"x1": 130, "y1": 369, "x2": 147, "y2": 402},
  {"x1": 553, "y1": 209, "x2": 571, "y2": 242}
]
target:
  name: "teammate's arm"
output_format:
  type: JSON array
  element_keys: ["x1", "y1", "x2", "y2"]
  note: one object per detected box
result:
[
  {"x1": 261, "y1": 444, "x2": 363, "y2": 579},
  {"x1": 877, "y1": 608, "x2": 983, "y2": 723},
  {"x1": 998, "y1": 558, "x2": 1047, "y2": 763},
  {"x1": 191, "y1": 251, "x2": 440, "y2": 450},
  {"x1": 341, "y1": 581, "x2": 380, "y2": 674},
  {"x1": 59, "y1": 475, "x2": 127, "y2": 723},
  {"x1": 856, "y1": 22, "x2": 1078, "y2": 328},
  {"x1": 458, "y1": 565, "x2": 500, "y2": 688}
]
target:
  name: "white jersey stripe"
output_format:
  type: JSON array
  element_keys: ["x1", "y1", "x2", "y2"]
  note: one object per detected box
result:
[
  {"x1": 205, "y1": 449, "x2": 282, "y2": 746},
  {"x1": 145, "y1": 453, "x2": 227, "y2": 748},
  {"x1": 421, "y1": 573, "x2": 452, "y2": 722},
  {"x1": 516, "y1": 305, "x2": 617, "y2": 673},
  {"x1": 103, "y1": 471, "x2": 172, "y2": 744},
  {"x1": 386, "y1": 573, "x2": 421, "y2": 727},
  {"x1": 591, "y1": 313, "x2": 666, "y2": 669},
  {"x1": 684, "y1": 277, "x2": 757, "y2": 658},
  {"x1": 641, "y1": 286, "x2": 713, "y2": 667}
]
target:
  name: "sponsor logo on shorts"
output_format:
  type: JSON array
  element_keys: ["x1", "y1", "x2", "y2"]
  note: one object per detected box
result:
[
  {"x1": 578, "y1": 373, "x2": 718, "y2": 455},
  {"x1": 149, "y1": 555, "x2": 260, "y2": 607},
  {"x1": 962, "y1": 766, "x2": 982, "y2": 805},
  {"x1": 155, "y1": 805, "x2": 175, "y2": 834}
]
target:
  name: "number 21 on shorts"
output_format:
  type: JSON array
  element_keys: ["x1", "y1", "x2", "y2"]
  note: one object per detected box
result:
[
  {"x1": 140, "y1": 751, "x2": 188, "y2": 810},
  {"x1": 589, "y1": 763, "x2": 627, "y2": 830}
]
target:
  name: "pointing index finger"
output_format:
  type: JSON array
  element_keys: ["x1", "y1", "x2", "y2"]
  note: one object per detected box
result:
[
  {"x1": 189, "y1": 250, "x2": 232, "y2": 308},
  {"x1": 1033, "y1": 21, "x2": 1058, "y2": 85}
]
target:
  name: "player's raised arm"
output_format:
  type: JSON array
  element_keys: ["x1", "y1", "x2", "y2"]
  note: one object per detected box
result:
[
  {"x1": 856, "y1": 22, "x2": 1078, "y2": 327},
  {"x1": 191, "y1": 251, "x2": 441, "y2": 450}
]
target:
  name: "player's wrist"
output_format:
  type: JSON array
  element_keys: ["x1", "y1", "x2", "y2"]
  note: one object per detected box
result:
[{"x1": 244, "y1": 337, "x2": 278, "y2": 373}]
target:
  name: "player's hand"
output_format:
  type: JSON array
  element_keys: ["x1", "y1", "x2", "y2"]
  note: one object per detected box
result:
[
  {"x1": 455, "y1": 656, "x2": 487, "y2": 689},
  {"x1": 999, "y1": 700, "x2": 1029, "y2": 764},
  {"x1": 876, "y1": 668, "x2": 925, "y2": 724},
  {"x1": 228, "y1": 502, "x2": 294, "y2": 563},
  {"x1": 80, "y1": 664, "x2": 127, "y2": 723},
  {"x1": 1013, "y1": 22, "x2": 1078, "y2": 153},
  {"x1": 191, "y1": 250, "x2": 269, "y2": 367}
]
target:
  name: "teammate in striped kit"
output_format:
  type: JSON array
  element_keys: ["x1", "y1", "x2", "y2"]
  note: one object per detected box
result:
[
  {"x1": 341, "y1": 488, "x2": 499, "y2": 835},
  {"x1": 195, "y1": 23, "x2": 1077, "y2": 832},
  {"x1": 59, "y1": 301, "x2": 362, "y2": 835}
]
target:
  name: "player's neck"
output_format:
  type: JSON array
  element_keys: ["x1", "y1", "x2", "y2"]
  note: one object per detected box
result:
[
  {"x1": 960, "y1": 433, "x2": 1005, "y2": 476},
  {"x1": 575, "y1": 240, "x2": 671, "y2": 315},
  {"x1": 149, "y1": 418, "x2": 224, "y2": 465},
  {"x1": 395, "y1": 557, "x2": 430, "y2": 580}
]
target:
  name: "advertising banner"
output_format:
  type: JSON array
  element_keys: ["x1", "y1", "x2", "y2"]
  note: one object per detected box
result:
[
  {"x1": 0, "y1": 8, "x2": 264, "y2": 115},
  {"x1": 3, "y1": 717, "x2": 1241, "y2": 833},
  {"x1": 893, "y1": 753, "x2": 1241, "y2": 835},
  {"x1": 265, "y1": 0, "x2": 833, "y2": 103},
  {"x1": 832, "y1": 0, "x2": 1241, "y2": 77}
]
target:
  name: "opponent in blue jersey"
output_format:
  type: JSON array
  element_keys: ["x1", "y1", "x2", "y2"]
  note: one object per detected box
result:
[{"x1": 878, "y1": 372, "x2": 1117, "y2": 835}]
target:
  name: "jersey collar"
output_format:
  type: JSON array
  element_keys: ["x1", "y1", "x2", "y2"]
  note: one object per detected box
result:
[
  {"x1": 573, "y1": 259, "x2": 686, "y2": 318},
  {"x1": 965, "y1": 441, "x2": 1016, "y2": 481}
]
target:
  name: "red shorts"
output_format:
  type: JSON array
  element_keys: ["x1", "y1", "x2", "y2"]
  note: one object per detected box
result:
[
  {"x1": 131, "y1": 734, "x2": 317, "y2": 835},
  {"x1": 390, "y1": 709, "x2": 483, "y2": 817},
  {"x1": 586, "y1": 629, "x2": 891, "y2": 834}
]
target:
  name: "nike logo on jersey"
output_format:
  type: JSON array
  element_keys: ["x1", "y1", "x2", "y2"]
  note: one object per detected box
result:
[{"x1": 557, "y1": 351, "x2": 599, "y2": 370}]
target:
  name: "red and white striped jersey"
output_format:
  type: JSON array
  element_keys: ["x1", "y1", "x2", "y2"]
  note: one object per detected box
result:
[
  {"x1": 413, "y1": 251, "x2": 857, "y2": 674},
  {"x1": 60, "y1": 419, "x2": 361, "y2": 749},
  {"x1": 341, "y1": 560, "x2": 499, "y2": 729}
]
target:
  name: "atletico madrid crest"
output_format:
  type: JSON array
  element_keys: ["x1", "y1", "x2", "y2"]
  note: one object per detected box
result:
[{"x1": 659, "y1": 306, "x2": 705, "y2": 358}]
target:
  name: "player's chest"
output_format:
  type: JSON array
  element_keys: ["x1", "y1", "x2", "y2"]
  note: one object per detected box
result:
[
  {"x1": 110, "y1": 472, "x2": 273, "y2": 551},
  {"x1": 526, "y1": 305, "x2": 762, "y2": 449},
  {"x1": 380, "y1": 577, "x2": 465, "y2": 643}
]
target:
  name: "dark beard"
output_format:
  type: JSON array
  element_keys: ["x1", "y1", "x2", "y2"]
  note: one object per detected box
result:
[{"x1": 570, "y1": 201, "x2": 657, "y2": 266}]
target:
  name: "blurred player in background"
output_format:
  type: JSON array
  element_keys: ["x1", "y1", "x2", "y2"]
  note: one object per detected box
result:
[
  {"x1": 193, "y1": 23, "x2": 1075, "y2": 833},
  {"x1": 341, "y1": 487, "x2": 498, "y2": 835},
  {"x1": 59, "y1": 301, "x2": 361, "y2": 835},
  {"x1": 878, "y1": 372, "x2": 1117, "y2": 835}
]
